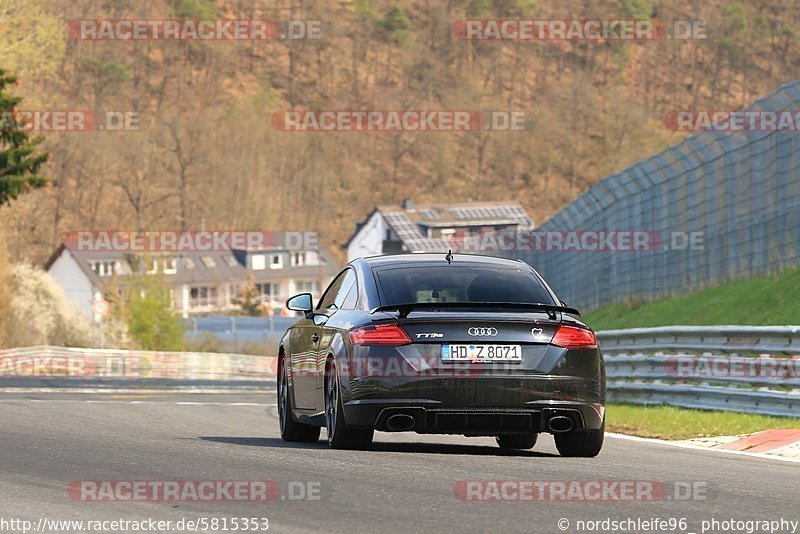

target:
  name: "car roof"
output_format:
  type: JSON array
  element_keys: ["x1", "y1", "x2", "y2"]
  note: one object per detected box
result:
[{"x1": 354, "y1": 253, "x2": 527, "y2": 269}]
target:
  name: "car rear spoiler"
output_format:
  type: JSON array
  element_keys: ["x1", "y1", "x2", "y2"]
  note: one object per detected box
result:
[{"x1": 370, "y1": 302, "x2": 581, "y2": 319}]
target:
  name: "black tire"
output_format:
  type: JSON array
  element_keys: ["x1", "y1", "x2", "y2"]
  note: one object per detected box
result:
[
  {"x1": 278, "y1": 356, "x2": 321, "y2": 443},
  {"x1": 554, "y1": 420, "x2": 604, "y2": 457},
  {"x1": 496, "y1": 433, "x2": 538, "y2": 450},
  {"x1": 325, "y1": 359, "x2": 373, "y2": 450}
]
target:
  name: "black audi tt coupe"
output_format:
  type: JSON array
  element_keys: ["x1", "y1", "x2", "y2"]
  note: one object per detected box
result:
[{"x1": 277, "y1": 253, "x2": 606, "y2": 456}]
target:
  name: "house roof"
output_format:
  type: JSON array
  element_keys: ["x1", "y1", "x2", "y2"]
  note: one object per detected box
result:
[
  {"x1": 349, "y1": 200, "x2": 533, "y2": 253},
  {"x1": 44, "y1": 232, "x2": 340, "y2": 287}
]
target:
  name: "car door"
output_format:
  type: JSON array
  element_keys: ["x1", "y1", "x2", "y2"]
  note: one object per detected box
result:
[
  {"x1": 313, "y1": 269, "x2": 358, "y2": 411},
  {"x1": 288, "y1": 315, "x2": 319, "y2": 409},
  {"x1": 291, "y1": 272, "x2": 347, "y2": 409}
]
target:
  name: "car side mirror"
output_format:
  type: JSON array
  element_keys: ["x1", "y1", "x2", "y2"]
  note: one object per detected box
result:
[{"x1": 286, "y1": 293, "x2": 313, "y2": 314}]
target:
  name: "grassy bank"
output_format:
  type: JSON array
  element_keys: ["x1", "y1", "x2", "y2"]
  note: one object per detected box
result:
[
  {"x1": 583, "y1": 266, "x2": 800, "y2": 330},
  {"x1": 606, "y1": 403, "x2": 800, "y2": 440}
]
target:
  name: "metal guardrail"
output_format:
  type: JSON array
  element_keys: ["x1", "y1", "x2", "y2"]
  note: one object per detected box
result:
[
  {"x1": 601, "y1": 327, "x2": 800, "y2": 417},
  {"x1": 3, "y1": 328, "x2": 800, "y2": 417},
  {"x1": 598, "y1": 325, "x2": 800, "y2": 355}
]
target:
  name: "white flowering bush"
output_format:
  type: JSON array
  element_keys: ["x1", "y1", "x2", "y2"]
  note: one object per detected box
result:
[{"x1": 6, "y1": 263, "x2": 130, "y2": 348}]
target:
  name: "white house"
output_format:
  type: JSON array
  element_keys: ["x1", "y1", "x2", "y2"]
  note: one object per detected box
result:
[
  {"x1": 45, "y1": 232, "x2": 340, "y2": 318},
  {"x1": 345, "y1": 198, "x2": 534, "y2": 261}
]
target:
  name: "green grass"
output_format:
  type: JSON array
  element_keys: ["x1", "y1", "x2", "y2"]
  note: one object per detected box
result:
[
  {"x1": 583, "y1": 266, "x2": 800, "y2": 330},
  {"x1": 584, "y1": 268, "x2": 800, "y2": 438},
  {"x1": 607, "y1": 403, "x2": 800, "y2": 440}
]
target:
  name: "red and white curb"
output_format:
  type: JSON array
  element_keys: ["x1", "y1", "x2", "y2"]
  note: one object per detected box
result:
[
  {"x1": 682, "y1": 428, "x2": 800, "y2": 457},
  {"x1": 608, "y1": 430, "x2": 800, "y2": 463}
]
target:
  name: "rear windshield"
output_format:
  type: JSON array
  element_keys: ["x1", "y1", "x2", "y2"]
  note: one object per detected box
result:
[{"x1": 374, "y1": 264, "x2": 555, "y2": 306}]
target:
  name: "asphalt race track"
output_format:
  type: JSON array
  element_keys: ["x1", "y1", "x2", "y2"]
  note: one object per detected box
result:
[{"x1": 1, "y1": 389, "x2": 797, "y2": 534}]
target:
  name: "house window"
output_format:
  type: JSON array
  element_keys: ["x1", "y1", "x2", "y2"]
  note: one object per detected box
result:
[
  {"x1": 291, "y1": 252, "x2": 306, "y2": 266},
  {"x1": 228, "y1": 284, "x2": 239, "y2": 305},
  {"x1": 294, "y1": 280, "x2": 317, "y2": 294},
  {"x1": 251, "y1": 254, "x2": 266, "y2": 270},
  {"x1": 90, "y1": 260, "x2": 118, "y2": 277},
  {"x1": 183, "y1": 258, "x2": 195, "y2": 269},
  {"x1": 163, "y1": 257, "x2": 178, "y2": 274},
  {"x1": 189, "y1": 286, "x2": 218, "y2": 308},
  {"x1": 146, "y1": 259, "x2": 158, "y2": 275},
  {"x1": 255, "y1": 283, "x2": 277, "y2": 302},
  {"x1": 270, "y1": 254, "x2": 283, "y2": 269},
  {"x1": 255, "y1": 283, "x2": 272, "y2": 296},
  {"x1": 201, "y1": 256, "x2": 216, "y2": 268},
  {"x1": 224, "y1": 255, "x2": 238, "y2": 267}
]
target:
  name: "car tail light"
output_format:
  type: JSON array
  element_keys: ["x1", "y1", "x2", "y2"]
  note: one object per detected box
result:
[
  {"x1": 551, "y1": 325, "x2": 597, "y2": 348},
  {"x1": 349, "y1": 324, "x2": 412, "y2": 346}
]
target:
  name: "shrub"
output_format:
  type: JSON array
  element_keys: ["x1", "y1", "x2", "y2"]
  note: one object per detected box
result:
[
  {"x1": 5, "y1": 263, "x2": 99, "y2": 347},
  {"x1": 113, "y1": 274, "x2": 185, "y2": 351}
]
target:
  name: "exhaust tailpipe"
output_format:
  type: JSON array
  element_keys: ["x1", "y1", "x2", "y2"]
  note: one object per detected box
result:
[
  {"x1": 386, "y1": 414, "x2": 416, "y2": 432},
  {"x1": 547, "y1": 415, "x2": 574, "y2": 433}
]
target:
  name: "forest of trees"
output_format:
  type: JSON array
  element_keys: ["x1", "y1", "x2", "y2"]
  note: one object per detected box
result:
[{"x1": 2, "y1": 0, "x2": 799, "y2": 264}]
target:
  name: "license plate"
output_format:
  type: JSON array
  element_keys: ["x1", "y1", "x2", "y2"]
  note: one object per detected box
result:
[{"x1": 441, "y1": 344, "x2": 522, "y2": 363}]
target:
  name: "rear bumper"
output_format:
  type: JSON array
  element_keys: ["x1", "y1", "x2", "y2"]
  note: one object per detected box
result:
[
  {"x1": 344, "y1": 400, "x2": 603, "y2": 434},
  {"x1": 341, "y1": 375, "x2": 605, "y2": 434}
]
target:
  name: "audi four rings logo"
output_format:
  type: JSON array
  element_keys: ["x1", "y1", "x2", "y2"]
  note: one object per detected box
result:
[{"x1": 468, "y1": 327, "x2": 498, "y2": 336}]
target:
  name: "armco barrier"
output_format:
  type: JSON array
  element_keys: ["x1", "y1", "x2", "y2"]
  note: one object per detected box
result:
[
  {"x1": 598, "y1": 326, "x2": 800, "y2": 355},
  {"x1": 3, "y1": 328, "x2": 800, "y2": 418},
  {"x1": 0, "y1": 346, "x2": 277, "y2": 389},
  {"x1": 600, "y1": 326, "x2": 800, "y2": 417}
]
